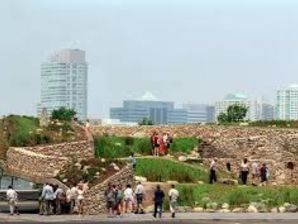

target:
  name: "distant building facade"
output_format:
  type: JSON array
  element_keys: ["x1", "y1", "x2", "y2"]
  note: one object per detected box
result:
[
  {"x1": 182, "y1": 104, "x2": 215, "y2": 123},
  {"x1": 110, "y1": 92, "x2": 180, "y2": 124},
  {"x1": 38, "y1": 49, "x2": 88, "y2": 120},
  {"x1": 215, "y1": 93, "x2": 274, "y2": 121},
  {"x1": 276, "y1": 84, "x2": 298, "y2": 120}
]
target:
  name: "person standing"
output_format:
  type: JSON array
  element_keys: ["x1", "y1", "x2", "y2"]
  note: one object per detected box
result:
[
  {"x1": 77, "y1": 185, "x2": 85, "y2": 216},
  {"x1": 54, "y1": 185, "x2": 64, "y2": 215},
  {"x1": 240, "y1": 158, "x2": 249, "y2": 185},
  {"x1": 168, "y1": 185, "x2": 179, "y2": 218},
  {"x1": 260, "y1": 163, "x2": 269, "y2": 186},
  {"x1": 41, "y1": 183, "x2": 55, "y2": 215},
  {"x1": 69, "y1": 183, "x2": 78, "y2": 214},
  {"x1": 251, "y1": 161, "x2": 259, "y2": 186},
  {"x1": 124, "y1": 184, "x2": 134, "y2": 213},
  {"x1": 105, "y1": 183, "x2": 116, "y2": 216},
  {"x1": 6, "y1": 185, "x2": 19, "y2": 216},
  {"x1": 134, "y1": 181, "x2": 145, "y2": 214},
  {"x1": 115, "y1": 184, "x2": 124, "y2": 216},
  {"x1": 153, "y1": 185, "x2": 165, "y2": 218},
  {"x1": 153, "y1": 133, "x2": 159, "y2": 156},
  {"x1": 209, "y1": 158, "x2": 217, "y2": 184},
  {"x1": 128, "y1": 153, "x2": 137, "y2": 170}
]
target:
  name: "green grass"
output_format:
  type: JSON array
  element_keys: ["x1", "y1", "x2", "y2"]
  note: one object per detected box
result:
[
  {"x1": 135, "y1": 158, "x2": 209, "y2": 183},
  {"x1": 94, "y1": 136, "x2": 200, "y2": 158},
  {"x1": 177, "y1": 184, "x2": 298, "y2": 208}
]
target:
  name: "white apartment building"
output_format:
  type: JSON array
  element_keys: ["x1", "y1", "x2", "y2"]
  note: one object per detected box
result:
[
  {"x1": 215, "y1": 93, "x2": 274, "y2": 121},
  {"x1": 276, "y1": 84, "x2": 298, "y2": 120},
  {"x1": 38, "y1": 49, "x2": 88, "y2": 120}
]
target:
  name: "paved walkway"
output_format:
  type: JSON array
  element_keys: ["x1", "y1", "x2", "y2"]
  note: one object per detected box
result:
[{"x1": 0, "y1": 213, "x2": 298, "y2": 223}]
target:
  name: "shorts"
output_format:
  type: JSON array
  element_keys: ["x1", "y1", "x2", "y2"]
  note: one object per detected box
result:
[
  {"x1": 136, "y1": 194, "x2": 143, "y2": 204},
  {"x1": 106, "y1": 201, "x2": 114, "y2": 209}
]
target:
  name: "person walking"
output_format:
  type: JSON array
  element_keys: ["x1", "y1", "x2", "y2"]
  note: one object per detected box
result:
[
  {"x1": 168, "y1": 184, "x2": 179, "y2": 218},
  {"x1": 153, "y1": 185, "x2": 165, "y2": 218},
  {"x1": 134, "y1": 181, "x2": 145, "y2": 214},
  {"x1": 6, "y1": 185, "x2": 19, "y2": 216},
  {"x1": 209, "y1": 158, "x2": 217, "y2": 184},
  {"x1": 41, "y1": 183, "x2": 55, "y2": 215},
  {"x1": 240, "y1": 158, "x2": 249, "y2": 185}
]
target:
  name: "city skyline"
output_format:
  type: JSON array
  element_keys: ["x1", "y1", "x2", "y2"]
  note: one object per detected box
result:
[{"x1": 1, "y1": 0, "x2": 298, "y2": 118}]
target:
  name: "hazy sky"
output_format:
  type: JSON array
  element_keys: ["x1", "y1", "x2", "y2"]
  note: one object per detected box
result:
[{"x1": 1, "y1": 0, "x2": 298, "y2": 118}]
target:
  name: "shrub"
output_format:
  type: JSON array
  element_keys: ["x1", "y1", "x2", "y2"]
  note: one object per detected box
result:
[
  {"x1": 135, "y1": 158, "x2": 208, "y2": 183},
  {"x1": 170, "y1": 137, "x2": 200, "y2": 154}
]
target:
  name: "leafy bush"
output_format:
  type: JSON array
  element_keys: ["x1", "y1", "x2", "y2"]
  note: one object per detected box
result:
[
  {"x1": 51, "y1": 107, "x2": 76, "y2": 122},
  {"x1": 135, "y1": 158, "x2": 208, "y2": 183},
  {"x1": 170, "y1": 137, "x2": 200, "y2": 154}
]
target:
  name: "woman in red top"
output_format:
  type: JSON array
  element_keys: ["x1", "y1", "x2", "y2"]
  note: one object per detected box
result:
[{"x1": 158, "y1": 134, "x2": 166, "y2": 156}]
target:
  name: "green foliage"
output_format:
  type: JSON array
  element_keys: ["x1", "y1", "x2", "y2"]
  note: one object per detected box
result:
[
  {"x1": 138, "y1": 117, "x2": 153, "y2": 125},
  {"x1": 51, "y1": 107, "x2": 77, "y2": 122},
  {"x1": 94, "y1": 136, "x2": 200, "y2": 158},
  {"x1": 218, "y1": 104, "x2": 248, "y2": 123},
  {"x1": 177, "y1": 184, "x2": 298, "y2": 208},
  {"x1": 135, "y1": 158, "x2": 208, "y2": 183},
  {"x1": 171, "y1": 137, "x2": 200, "y2": 154}
]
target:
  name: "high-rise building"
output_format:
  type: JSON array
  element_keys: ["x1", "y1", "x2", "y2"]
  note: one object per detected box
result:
[
  {"x1": 182, "y1": 104, "x2": 215, "y2": 123},
  {"x1": 110, "y1": 92, "x2": 188, "y2": 125},
  {"x1": 215, "y1": 93, "x2": 273, "y2": 121},
  {"x1": 276, "y1": 84, "x2": 298, "y2": 120},
  {"x1": 38, "y1": 49, "x2": 88, "y2": 120},
  {"x1": 215, "y1": 93, "x2": 250, "y2": 120}
]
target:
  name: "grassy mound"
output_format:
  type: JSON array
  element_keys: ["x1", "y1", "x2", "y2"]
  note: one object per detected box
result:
[
  {"x1": 94, "y1": 136, "x2": 200, "y2": 158},
  {"x1": 177, "y1": 184, "x2": 298, "y2": 208},
  {"x1": 135, "y1": 158, "x2": 208, "y2": 183}
]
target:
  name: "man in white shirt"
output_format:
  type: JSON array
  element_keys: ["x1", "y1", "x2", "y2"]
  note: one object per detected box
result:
[
  {"x1": 134, "y1": 182, "x2": 145, "y2": 214},
  {"x1": 168, "y1": 185, "x2": 179, "y2": 218},
  {"x1": 41, "y1": 183, "x2": 54, "y2": 215},
  {"x1": 7, "y1": 185, "x2": 18, "y2": 216}
]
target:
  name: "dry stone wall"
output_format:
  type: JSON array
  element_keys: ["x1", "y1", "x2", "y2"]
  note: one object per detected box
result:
[
  {"x1": 4, "y1": 140, "x2": 94, "y2": 185},
  {"x1": 93, "y1": 125, "x2": 298, "y2": 185},
  {"x1": 84, "y1": 165, "x2": 134, "y2": 215}
]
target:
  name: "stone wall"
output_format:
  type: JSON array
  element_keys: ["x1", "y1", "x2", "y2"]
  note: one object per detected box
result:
[
  {"x1": 92, "y1": 125, "x2": 298, "y2": 185},
  {"x1": 24, "y1": 140, "x2": 94, "y2": 159},
  {"x1": 4, "y1": 140, "x2": 94, "y2": 186},
  {"x1": 84, "y1": 165, "x2": 134, "y2": 215}
]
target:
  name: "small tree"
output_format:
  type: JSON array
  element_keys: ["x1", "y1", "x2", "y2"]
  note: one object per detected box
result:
[
  {"x1": 139, "y1": 117, "x2": 154, "y2": 125},
  {"x1": 51, "y1": 107, "x2": 77, "y2": 122},
  {"x1": 217, "y1": 104, "x2": 248, "y2": 123}
]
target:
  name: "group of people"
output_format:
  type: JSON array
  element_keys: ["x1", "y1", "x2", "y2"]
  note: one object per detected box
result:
[
  {"x1": 150, "y1": 132, "x2": 173, "y2": 156},
  {"x1": 209, "y1": 158, "x2": 270, "y2": 186},
  {"x1": 104, "y1": 182, "x2": 144, "y2": 216},
  {"x1": 39, "y1": 182, "x2": 87, "y2": 216},
  {"x1": 104, "y1": 182, "x2": 179, "y2": 219}
]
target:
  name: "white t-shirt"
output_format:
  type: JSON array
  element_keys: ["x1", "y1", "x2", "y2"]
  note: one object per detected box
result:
[
  {"x1": 251, "y1": 162, "x2": 258, "y2": 175},
  {"x1": 169, "y1": 188, "x2": 179, "y2": 202},
  {"x1": 241, "y1": 163, "x2": 249, "y2": 172},
  {"x1": 210, "y1": 160, "x2": 216, "y2": 170},
  {"x1": 77, "y1": 189, "x2": 84, "y2": 200},
  {"x1": 135, "y1": 184, "x2": 144, "y2": 195},
  {"x1": 7, "y1": 189, "x2": 17, "y2": 200},
  {"x1": 70, "y1": 187, "x2": 78, "y2": 200},
  {"x1": 124, "y1": 188, "x2": 133, "y2": 200}
]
